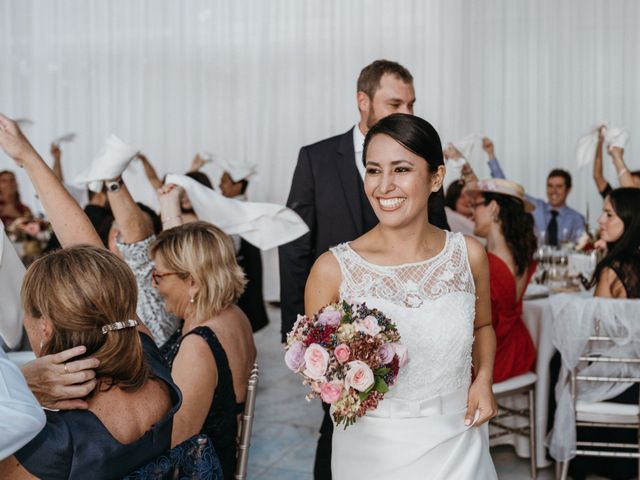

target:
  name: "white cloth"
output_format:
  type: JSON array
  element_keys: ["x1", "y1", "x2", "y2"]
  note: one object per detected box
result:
[
  {"x1": 576, "y1": 124, "x2": 629, "y2": 167},
  {"x1": 443, "y1": 158, "x2": 466, "y2": 191},
  {"x1": 214, "y1": 157, "x2": 257, "y2": 182},
  {"x1": 353, "y1": 124, "x2": 366, "y2": 180},
  {"x1": 0, "y1": 349, "x2": 46, "y2": 460},
  {"x1": 329, "y1": 232, "x2": 497, "y2": 479},
  {"x1": 74, "y1": 134, "x2": 138, "y2": 192},
  {"x1": 166, "y1": 174, "x2": 309, "y2": 250},
  {"x1": 547, "y1": 295, "x2": 640, "y2": 462},
  {"x1": 0, "y1": 221, "x2": 25, "y2": 349}
]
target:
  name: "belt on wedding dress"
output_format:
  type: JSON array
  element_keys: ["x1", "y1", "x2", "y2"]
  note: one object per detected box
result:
[{"x1": 369, "y1": 387, "x2": 468, "y2": 419}]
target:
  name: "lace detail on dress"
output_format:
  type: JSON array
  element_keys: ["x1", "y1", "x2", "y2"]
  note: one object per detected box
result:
[{"x1": 330, "y1": 232, "x2": 476, "y2": 401}]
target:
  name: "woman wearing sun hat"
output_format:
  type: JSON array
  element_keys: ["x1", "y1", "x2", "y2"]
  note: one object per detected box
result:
[{"x1": 465, "y1": 178, "x2": 538, "y2": 382}]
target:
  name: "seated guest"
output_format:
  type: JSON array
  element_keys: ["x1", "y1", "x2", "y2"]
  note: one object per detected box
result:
[
  {"x1": 593, "y1": 130, "x2": 640, "y2": 198},
  {"x1": 0, "y1": 170, "x2": 32, "y2": 228},
  {"x1": 218, "y1": 169, "x2": 269, "y2": 332},
  {"x1": 155, "y1": 185, "x2": 256, "y2": 479},
  {"x1": 0, "y1": 114, "x2": 181, "y2": 479},
  {"x1": 549, "y1": 188, "x2": 640, "y2": 480},
  {"x1": 591, "y1": 187, "x2": 640, "y2": 298},
  {"x1": 444, "y1": 179, "x2": 477, "y2": 237},
  {"x1": 105, "y1": 176, "x2": 180, "y2": 345},
  {"x1": 480, "y1": 137, "x2": 585, "y2": 244},
  {"x1": 466, "y1": 178, "x2": 537, "y2": 383}
]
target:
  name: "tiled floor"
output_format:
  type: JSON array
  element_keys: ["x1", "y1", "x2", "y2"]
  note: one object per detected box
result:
[{"x1": 247, "y1": 305, "x2": 602, "y2": 480}]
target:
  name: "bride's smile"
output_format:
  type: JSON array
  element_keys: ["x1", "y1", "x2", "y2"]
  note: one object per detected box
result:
[{"x1": 364, "y1": 133, "x2": 442, "y2": 226}]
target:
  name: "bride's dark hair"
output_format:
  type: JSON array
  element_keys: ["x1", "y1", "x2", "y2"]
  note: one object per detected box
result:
[{"x1": 362, "y1": 113, "x2": 444, "y2": 172}]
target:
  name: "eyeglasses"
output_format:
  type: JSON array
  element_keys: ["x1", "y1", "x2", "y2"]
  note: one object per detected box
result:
[{"x1": 151, "y1": 268, "x2": 182, "y2": 284}]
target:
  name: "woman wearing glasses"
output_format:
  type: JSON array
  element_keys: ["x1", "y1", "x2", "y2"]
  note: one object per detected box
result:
[
  {"x1": 465, "y1": 179, "x2": 538, "y2": 383},
  {"x1": 151, "y1": 217, "x2": 256, "y2": 479}
]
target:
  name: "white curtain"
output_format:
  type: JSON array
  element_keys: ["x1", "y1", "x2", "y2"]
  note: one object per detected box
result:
[{"x1": 2, "y1": 0, "x2": 639, "y2": 299}]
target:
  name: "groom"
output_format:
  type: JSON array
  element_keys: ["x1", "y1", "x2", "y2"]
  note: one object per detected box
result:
[{"x1": 279, "y1": 59, "x2": 448, "y2": 479}]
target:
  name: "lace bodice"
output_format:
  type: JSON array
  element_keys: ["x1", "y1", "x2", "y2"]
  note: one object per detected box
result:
[{"x1": 330, "y1": 231, "x2": 476, "y2": 401}]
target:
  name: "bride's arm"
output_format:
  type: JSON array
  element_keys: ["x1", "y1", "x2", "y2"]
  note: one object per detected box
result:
[
  {"x1": 464, "y1": 236, "x2": 498, "y2": 427},
  {"x1": 303, "y1": 251, "x2": 341, "y2": 317}
]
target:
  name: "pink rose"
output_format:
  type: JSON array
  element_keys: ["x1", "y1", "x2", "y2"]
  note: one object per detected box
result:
[
  {"x1": 344, "y1": 360, "x2": 375, "y2": 392},
  {"x1": 284, "y1": 341, "x2": 306, "y2": 371},
  {"x1": 392, "y1": 343, "x2": 409, "y2": 368},
  {"x1": 303, "y1": 344, "x2": 330, "y2": 380},
  {"x1": 317, "y1": 309, "x2": 341, "y2": 327},
  {"x1": 319, "y1": 382, "x2": 343, "y2": 403},
  {"x1": 355, "y1": 315, "x2": 382, "y2": 336},
  {"x1": 334, "y1": 344, "x2": 351, "y2": 364},
  {"x1": 378, "y1": 343, "x2": 395, "y2": 364}
]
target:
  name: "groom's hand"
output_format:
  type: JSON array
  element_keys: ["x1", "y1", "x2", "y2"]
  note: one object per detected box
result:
[{"x1": 465, "y1": 377, "x2": 497, "y2": 427}]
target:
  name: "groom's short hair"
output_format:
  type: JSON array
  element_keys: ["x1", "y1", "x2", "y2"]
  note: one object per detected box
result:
[{"x1": 357, "y1": 60, "x2": 413, "y2": 100}]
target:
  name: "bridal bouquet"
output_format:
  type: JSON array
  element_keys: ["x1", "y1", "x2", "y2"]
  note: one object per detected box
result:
[{"x1": 284, "y1": 301, "x2": 407, "y2": 428}]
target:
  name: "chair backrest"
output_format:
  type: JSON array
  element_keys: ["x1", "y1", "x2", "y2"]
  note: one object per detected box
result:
[
  {"x1": 123, "y1": 433, "x2": 223, "y2": 480},
  {"x1": 234, "y1": 362, "x2": 259, "y2": 480}
]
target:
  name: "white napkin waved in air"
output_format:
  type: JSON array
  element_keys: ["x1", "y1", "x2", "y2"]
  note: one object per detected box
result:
[
  {"x1": 576, "y1": 123, "x2": 629, "y2": 167},
  {"x1": 165, "y1": 174, "x2": 309, "y2": 250},
  {"x1": 443, "y1": 134, "x2": 481, "y2": 190},
  {"x1": 0, "y1": 222, "x2": 26, "y2": 348},
  {"x1": 214, "y1": 157, "x2": 257, "y2": 182},
  {"x1": 74, "y1": 134, "x2": 139, "y2": 192}
]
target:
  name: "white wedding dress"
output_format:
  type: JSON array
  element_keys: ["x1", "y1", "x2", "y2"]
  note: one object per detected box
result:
[{"x1": 330, "y1": 231, "x2": 497, "y2": 480}]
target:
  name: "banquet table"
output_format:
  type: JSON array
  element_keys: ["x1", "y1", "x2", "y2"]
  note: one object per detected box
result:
[{"x1": 491, "y1": 291, "x2": 586, "y2": 468}]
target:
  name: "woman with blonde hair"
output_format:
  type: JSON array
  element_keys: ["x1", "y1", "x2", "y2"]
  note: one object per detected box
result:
[
  {"x1": 151, "y1": 204, "x2": 256, "y2": 478},
  {"x1": 0, "y1": 115, "x2": 180, "y2": 478}
]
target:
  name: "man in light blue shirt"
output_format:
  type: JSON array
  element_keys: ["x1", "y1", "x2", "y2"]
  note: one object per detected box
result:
[{"x1": 483, "y1": 138, "x2": 585, "y2": 244}]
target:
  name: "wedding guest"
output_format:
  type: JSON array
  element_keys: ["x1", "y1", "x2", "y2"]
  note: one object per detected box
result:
[
  {"x1": 481, "y1": 138, "x2": 585, "y2": 244},
  {"x1": 280, "y1": 59, "x2": 448, "y2": 479},
  {"x1": 445, "y1": 179, "x2": 477, "y2": 237},
  {"x1": 104, "y1": 176, "x2": 179, "y2": 345},
  {"x1": 591, "y1": 188, "x2": 640, "y2": 298},
  {"x1": 218, "y1": 169, "x2": 269, "y2": 332},
  {"x1": 0, "y1": 114, "x2": 181, "y2": 479},
  {"x1": 154, "y1": 186, "x2": 256, "y2": 479},
  {"x1": 593, "y1": 132, "x2": 640, "y2": 197},
  {"x1": 466, "y1": 179, "x2": 537, "y2": 382},
  {"x1": 0, "y1": 170, "x2": 32, "y2": 227}
]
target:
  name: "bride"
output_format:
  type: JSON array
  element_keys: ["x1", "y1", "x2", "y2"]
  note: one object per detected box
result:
[{"x1": 305, "y1": 114, "x2": 498, "y2": 479}]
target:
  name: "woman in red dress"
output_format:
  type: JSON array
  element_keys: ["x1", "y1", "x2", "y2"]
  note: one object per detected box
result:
[{"x1": 466, "y1": 178, "x2": 537, "y2": 383}]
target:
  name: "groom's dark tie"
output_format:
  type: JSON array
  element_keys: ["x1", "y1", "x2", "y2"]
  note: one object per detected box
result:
[{"x1": 547, "y1": 210, "x2": 559, "y2": 246}]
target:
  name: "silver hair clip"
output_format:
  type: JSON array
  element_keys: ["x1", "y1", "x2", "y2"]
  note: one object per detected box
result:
[{"x1": 101, "y1": 319, "x2": 139, "y2": 335}]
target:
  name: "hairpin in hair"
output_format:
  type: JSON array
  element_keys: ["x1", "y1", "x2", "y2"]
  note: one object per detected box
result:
[{"x1": 101, "y1": 319, "x2": 139, "y2": 335}]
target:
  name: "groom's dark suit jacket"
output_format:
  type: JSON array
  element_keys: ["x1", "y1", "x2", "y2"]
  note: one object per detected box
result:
[{"x1": 279, "y1": 127, "x2": 449, "y2": 342}]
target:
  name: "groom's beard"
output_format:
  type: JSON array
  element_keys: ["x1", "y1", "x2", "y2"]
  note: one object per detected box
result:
[{"x1": 366, "y1": 106, "x2": 382, "y2": 129}]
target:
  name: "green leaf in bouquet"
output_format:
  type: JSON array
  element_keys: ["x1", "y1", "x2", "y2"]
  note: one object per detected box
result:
[
  {"x1": 374, "y1": 376, "x2": 389, "y2": 394},
  {"x1": 374, "y1": 367, "x2": 390, "y2": 376}
]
